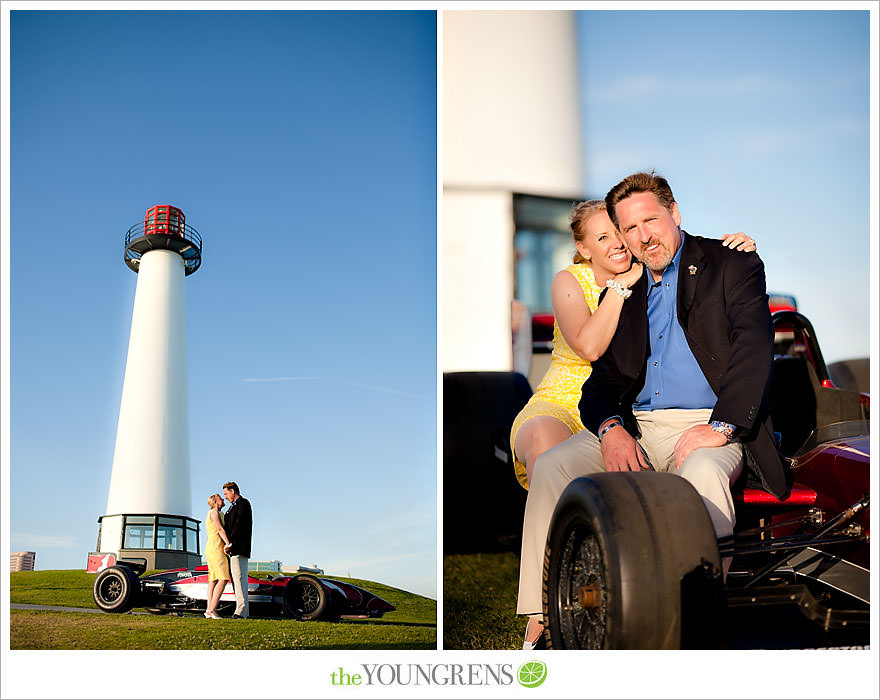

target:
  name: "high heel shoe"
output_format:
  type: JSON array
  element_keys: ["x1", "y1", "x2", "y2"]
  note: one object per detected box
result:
[{"x1": 522, "y1": 618, "x2": 545, "y2": 650}]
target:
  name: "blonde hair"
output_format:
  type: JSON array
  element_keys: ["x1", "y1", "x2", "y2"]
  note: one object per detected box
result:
[
  {"x1": 207, "y1": 493, "x2": 223, "y2": 509},
  {"x1": 569, "y1": 199, "x2": 608, "y2": 264}
]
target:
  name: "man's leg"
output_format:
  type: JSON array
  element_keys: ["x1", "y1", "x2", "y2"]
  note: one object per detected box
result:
[
  {"x1": 230, "y1": 555, "x2": 249, "y2": 617},
  {"x1": 677, "y1": 448, "x2": 743, "y2": 539},
  {"x1": 516, "y1": 430, "x2": 606, "y2": 616},
  {"x1": 636, "y1": 408, "x2": 743, "y2": 538}
]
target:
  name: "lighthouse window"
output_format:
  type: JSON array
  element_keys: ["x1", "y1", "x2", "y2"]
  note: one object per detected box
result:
[
  {"x1": 157, "y1": 525, "x2": 184, "y2": 550},
  {"x1": 157, "y1": 516, "x2": 185, "y2": 551},
  {"x1": 186, "y1": 523, "x2": 200, "y2": 554},
  {"x1": 123, "y1": 516, "x2": 155, "y2": 549}
]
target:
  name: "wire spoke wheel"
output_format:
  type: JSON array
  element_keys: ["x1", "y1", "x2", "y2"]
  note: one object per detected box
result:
[
  {"x1": 300, "y1": 580, "x2": 321, "y2": 613},
  {"x1": 557, "y1": 525, "x2": 606, "y2": 649},
  {"x1": 281, "y1": 574, "x2": 332, "y2": 621},
  {"x1": 544, "y1": 473, "x2": 722, "y2": 649}
]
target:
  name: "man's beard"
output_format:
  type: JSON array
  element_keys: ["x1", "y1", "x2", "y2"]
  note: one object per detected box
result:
[{"x1": 635, "y1": 239, "x2": 674, "y2": 273}]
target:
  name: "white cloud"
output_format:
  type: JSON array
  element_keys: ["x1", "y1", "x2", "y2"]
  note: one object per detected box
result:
[
  {"x1": 740, "y1": 116, "x2": 869, "y2": 156},
  {"x1": 243, "y1": 375, "x2": 422, "y2": 399},
  {"x1": 243, "y1": 376, "x2": 322, "y2": 382},
  {"x1": 12, "y1": 533, "x2": 76, "y2": 549},
  {"x1": 587, "y1": 73, "x2": 778, "y2": 103},
  {"x1": 336, "y1": 378, "x2": 422, "y2": 399}
]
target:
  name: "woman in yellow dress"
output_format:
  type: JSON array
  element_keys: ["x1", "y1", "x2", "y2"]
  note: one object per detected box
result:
[
  {"x1": 205, "y1": 493, "x2": 231, "y2": 619},
  {"x1": 511, "y1": 200, "x2": 755, "y2": 648},
  {"x1": 510, "y1": 199, "x2": 643, "y2": 490}
]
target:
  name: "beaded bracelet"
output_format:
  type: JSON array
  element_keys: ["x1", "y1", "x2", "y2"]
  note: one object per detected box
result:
[
  {"x1": 598, "y1": 420, "x2": 622, "y2": 441},
  {"x1": 606, "y1": 278, "x2": 632, "y2": 299}
]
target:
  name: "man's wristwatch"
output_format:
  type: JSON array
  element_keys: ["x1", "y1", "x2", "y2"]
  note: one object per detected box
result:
[{"x1": 709, "y1": 420, "x2": 735, "y2": 442}]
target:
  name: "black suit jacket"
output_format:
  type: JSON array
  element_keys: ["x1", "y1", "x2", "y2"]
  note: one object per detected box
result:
[
  {"x1": 578, "y1": 232, "x2": 790, "y2": 499},
  {"x1": 224, "y1": 496, "x2": 253, "y2": 558}
]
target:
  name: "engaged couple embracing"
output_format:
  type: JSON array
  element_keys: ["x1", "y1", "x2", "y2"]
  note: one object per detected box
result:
[{"x1": 204, "y1": 481, "x2": 253, "y2": 619}]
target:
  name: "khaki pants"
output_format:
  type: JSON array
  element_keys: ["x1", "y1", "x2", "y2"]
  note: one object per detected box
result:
[
  {"x1": 230, "y1": 555, "x2": 250, "y2": 618},
  {"x1": 516, "y1": 408, "x2": 743, "y2": 616}
]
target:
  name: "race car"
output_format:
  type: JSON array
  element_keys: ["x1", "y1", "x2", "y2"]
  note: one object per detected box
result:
[
  {"x1": 91, "y1": 559, "x2": 396, "y2": 621},
  {"x1": 443, "y1": 308, "x2": 869, "y2": 649},
  {"x1": 541, "y1": 310, "x2": 870, "y2": 649}
]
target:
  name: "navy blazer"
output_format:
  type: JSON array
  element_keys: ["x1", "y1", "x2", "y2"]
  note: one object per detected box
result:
[
  {"x1": 578, "y1": 232, "x2": 790, "y2": 499},
  {"x1": 224, "y1": 496, "x2": 253, "y2": 558}
]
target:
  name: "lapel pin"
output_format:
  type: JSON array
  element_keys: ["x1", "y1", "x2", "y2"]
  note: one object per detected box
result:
[{"x1": 688, "y1": 265, "x2": 697, "y2": 276}]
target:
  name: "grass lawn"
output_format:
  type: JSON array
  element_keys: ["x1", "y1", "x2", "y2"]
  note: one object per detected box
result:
[
  {"x1": 10, "y1": 570, "x2": 436, "y2": 650},
  {"x1": 443, "y1": 552, "x2": 523, "y2": 650}
]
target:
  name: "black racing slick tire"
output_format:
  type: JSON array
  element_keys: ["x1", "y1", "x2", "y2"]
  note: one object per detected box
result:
[
  {"x1": 282, "y1": 575, "x2": 332, "y2": 621},
  {"x1": 93, "y1": 565, "x2": 141, "y2": 613},
  {"x1": 542, "y1": 472, "x2": 723, "y2": 649}
]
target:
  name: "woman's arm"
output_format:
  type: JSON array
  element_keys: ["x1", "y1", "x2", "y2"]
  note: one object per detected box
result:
[
  {"x1": 552, "y1": 263, "x2": 642, "y2": 363},
  {"x1": 209, "y1": 509, "x2": 231, "y2": 546},
  {"x1": 554, "y1": 233, "x2": 754, "y2": 363}
]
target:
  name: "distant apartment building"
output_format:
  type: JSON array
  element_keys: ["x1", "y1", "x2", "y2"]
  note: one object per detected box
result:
[
  {"x1": 249, "y1": 560, "x2": 283, "y2": 573},
  {"x1": 11, "y1": 551, "x2": 36, "y2": 571},
  {"x1": 283, "y1": 563, "x2": 325, "y2": 575}
]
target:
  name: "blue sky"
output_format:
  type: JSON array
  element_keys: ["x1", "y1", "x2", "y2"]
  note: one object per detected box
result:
[
  {"x1": 7, "y1": 10, "x2": 437, "y2": 598},
  {"x1": 577, "y1": 9, "x2": 872, "y2": 366}
]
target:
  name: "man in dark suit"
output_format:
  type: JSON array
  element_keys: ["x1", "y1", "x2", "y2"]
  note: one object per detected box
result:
[
  {"x1": 516, "y1": 171, "x2": 789, "y2": 625},
  {"x1": 222, "y1": 481, "x2": 253, "y2": 619}
]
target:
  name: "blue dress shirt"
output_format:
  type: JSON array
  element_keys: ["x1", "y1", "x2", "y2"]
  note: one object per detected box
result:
[{"x1": 634, "y1": 240, "x2": 716, "y2": 411}]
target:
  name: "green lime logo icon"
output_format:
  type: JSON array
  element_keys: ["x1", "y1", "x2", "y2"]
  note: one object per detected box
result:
[{"x1": 517, "y1": 660, "x2": 547, "y2": 688}]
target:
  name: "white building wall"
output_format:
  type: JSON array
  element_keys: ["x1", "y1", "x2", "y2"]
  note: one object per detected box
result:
[
  {"x1": 443, "y1": 10, "x2": 584, "y2": 372},
  {"x1": 96, "y1": 514, "x2": 123, "y2": 554},
  {"x1": 443, "y1": 190, "x2": 514, "y2": 371}
]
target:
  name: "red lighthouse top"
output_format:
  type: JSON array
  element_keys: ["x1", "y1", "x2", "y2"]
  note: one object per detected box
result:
[
  {"x1": 124, "y1": 204, "x2": 202, "y2": 275},
  {"x1": 144, "y1": 205, "x2": 185, "y2": 237}
]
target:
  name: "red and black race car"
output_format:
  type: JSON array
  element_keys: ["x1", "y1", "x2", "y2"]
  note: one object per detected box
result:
[
  {"x1": 91, "y1": 559, "x2": 396, "y2": 621},
  {"x1": 541, "y1": 310, "x2": 870, "y2": 649},
  {"x1": 444, "y1": 308, "x2": 869, "y2": 649}
]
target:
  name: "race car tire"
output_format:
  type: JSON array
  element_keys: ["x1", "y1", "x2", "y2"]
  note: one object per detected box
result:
[
  {"x1": 542, "y1": 472, "x2": 722, "y2": 649},
  {"x1": 93, "y1": 565, "x2": 141, "y2": 613},
  {"x1": 281, "y1": 575, "x2": 333, "y2": 621}
]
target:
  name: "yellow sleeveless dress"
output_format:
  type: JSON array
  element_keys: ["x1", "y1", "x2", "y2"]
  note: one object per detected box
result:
[
  {"x1": 510, "y1": 263, "x2": 603, "y2": 489},
  {"x1": 206, "y1": 510, "x2": 230, "y2": 582}
]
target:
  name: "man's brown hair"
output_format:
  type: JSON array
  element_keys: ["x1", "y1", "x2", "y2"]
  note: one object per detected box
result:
[
  {"x1": 605, "y1": 171, "x2": 676, "y2": 228},
  {"x1": 223, "y1": 481, "x2": 240, "y2": 494}
]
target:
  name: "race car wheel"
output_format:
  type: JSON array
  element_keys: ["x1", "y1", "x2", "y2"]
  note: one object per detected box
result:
[
  {"x1": 93, "y1": 565, "x2": 140, "y2": 613},
  {"x1": 282, "y1": 575, "x2": 332, "y2": 621},
  {"x1": 542, "y1": 472, "x2": 721, "y2": 649}
]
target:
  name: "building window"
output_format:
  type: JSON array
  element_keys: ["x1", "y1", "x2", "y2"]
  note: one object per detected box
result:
[
  {"x1": 186, "y1": 524, "x2": 200, "y2": 554},
  {"x1": 513, "y1": 194, "x2": 584, "y2": 314},
  {"x1": 157, "y1": 517, "x2": 184, "y2": 551},
  {"x1": 123, "y1": 516, "x2": 155, "y2": 549}
]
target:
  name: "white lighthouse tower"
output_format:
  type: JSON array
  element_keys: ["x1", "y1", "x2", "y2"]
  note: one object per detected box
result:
[{"x1": 93, "y1": 205, "x2": 203, "y2": 570}]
